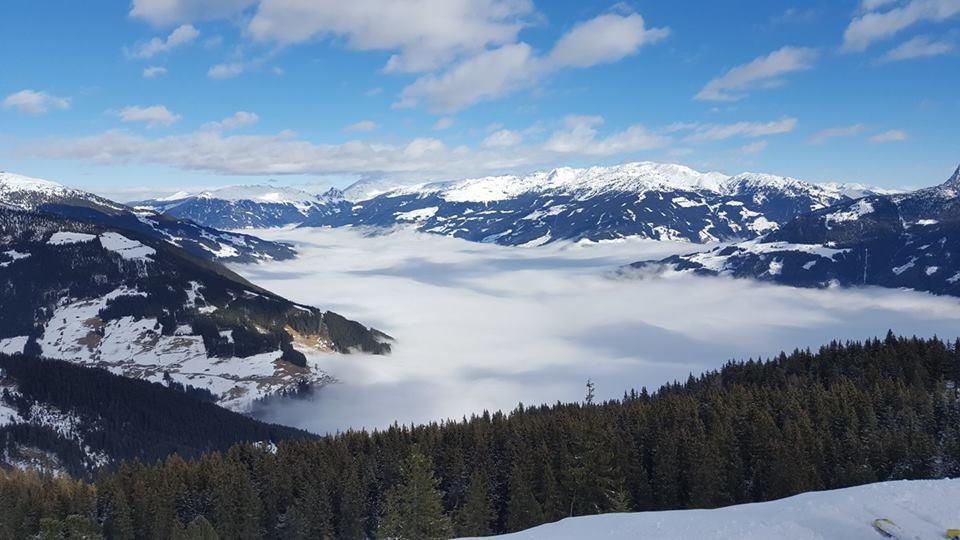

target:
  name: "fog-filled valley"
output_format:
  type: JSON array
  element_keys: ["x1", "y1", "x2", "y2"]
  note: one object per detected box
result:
[{"x1": 235, "y1": 227, "x2": 960, "y2": 433}]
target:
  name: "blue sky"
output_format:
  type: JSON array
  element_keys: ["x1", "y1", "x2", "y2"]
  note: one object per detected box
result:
[{"x1": 1, "y1": 0, "x2": 958, "y2": 199}]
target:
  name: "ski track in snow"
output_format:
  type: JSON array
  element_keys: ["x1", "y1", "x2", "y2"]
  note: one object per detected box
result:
[{"x1": 233, "y1": 227, "x2": 960, "y2": 434}]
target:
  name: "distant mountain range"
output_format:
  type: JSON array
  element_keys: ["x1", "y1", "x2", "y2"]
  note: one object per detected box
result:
[
  {"x1": 0, "y1": 172, "x2": 296, "y2": 263},
  {"x1": 629, "y1": 165, "x2": 960, "y2": 297},
  {"x1": 131, "y1": 184, "x2": 350, "y2": 230},
  {"x1": 132, "y1": 162, "x2": 894, "y2": 246},
  {"x1": 0, "y1": 202, "x2": 391, "y2": 412}
]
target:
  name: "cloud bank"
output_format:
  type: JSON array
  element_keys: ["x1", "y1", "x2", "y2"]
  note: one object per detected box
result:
[{"x1": 234, "y1": 227, "x2": 960, "y2": 434}]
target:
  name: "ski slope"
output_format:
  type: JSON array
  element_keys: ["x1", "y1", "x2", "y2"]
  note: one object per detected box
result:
[{"x1": 468, "y1": 479, "x2": 960, "y2": 540}]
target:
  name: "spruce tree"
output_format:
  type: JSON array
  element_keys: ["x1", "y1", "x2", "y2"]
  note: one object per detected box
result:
[
  {"x1": 455, "y1": 469, "x2": 495, "y2": 536},
  {"x1": 377, "y1": 450, "x2": 453, "y2": 540}
]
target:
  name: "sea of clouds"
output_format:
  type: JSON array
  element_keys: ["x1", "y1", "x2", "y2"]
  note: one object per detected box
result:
[{"x1": 233, "y1": 227, "x2": 960, "y2": 434}]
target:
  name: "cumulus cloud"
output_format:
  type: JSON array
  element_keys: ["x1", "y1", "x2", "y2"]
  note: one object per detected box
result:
[
  {"x1": 126, "y1": 24, "x2": 199, "y2": 59},
  {"x1": 482, "y1": 129, "x2": 523, "y2": 148},
  {"x1": 809, "y1": 124, "x2": 867, "y2": 144},
  {"x1": 142, "y1": 66, "x2": 168, "y2": 78},
  {"x1": 843, "y1": 0, "x2": 960, "y2": 51},
  {"x1": 545, "y1": 13, "x2": 670, "y2": 68},
  {"x1": 432, "y1": 117, "x2": 455, "y2": 131},
  {"x1": 235, "y1": 227, "x2": 960, "y2": 433},
  {"x1": 397, "y1": 11, "x2": 668, "y2": 112},
  {"x1": 870, "y1": 129, "x2": 909, "y2": 142},
  {"x1": 117, "y1": 105, "x2": 181, "y2": 127},
  {"x1": 344, "y1": 120, "x2": 378, "y2": 132},
  {"x1": 203, "y1": 111, "x2": 259, "y2": 131},
  {"x1": 880, "y1": 35, "x2": 954, "y2": 61},
  {"x1": 682, "y1": 118, "x2": 798, "y2": 143},
  {"x1": 130, "y1": 0, "x2": 256, "y2": 25},
  {"x1": 207, "y1": 62, "x2": 245, "y2": 79},
  {"x1": 543, "y1": 115, "x2": 670, "y2": 155},
  {"x1": 2, "y1": 90, "x2": 70, "y2": 115},
  {"x1": 247, "y1": 0, "x2": 534, "y2": 73},
  {"x1": 695, "y1": 46, "x2": 818, "y2": 101}
]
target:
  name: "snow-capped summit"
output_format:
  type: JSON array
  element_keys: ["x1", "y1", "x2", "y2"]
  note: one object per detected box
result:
[
  {"x1": 133, "y1": 184, "x2": 349, "y2": 229},
  {"x1": 0, "y1": 171, "x2": 126, "y2": 213},
  {"x1": 303, "y1": 162, "x2": 873, "y2": 246}
]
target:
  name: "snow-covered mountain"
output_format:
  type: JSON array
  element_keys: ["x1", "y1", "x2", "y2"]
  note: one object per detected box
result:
[
  {"x1": 629, "y1": 164, "x2": 960, "y2": 297},
  {"x1": 131, "y1": 184, "x2": 350, "y2": 229},
  {"x1": 468, "y1": 478, "x2": 960, "y2": 540},
  {"x1": 302, "y1": 162, "x2": 884, "y2": 246},
  {"x1": 0, "y1": 171, "x2": 297, "y2": 263},
  {"x1": 0, "y1": 205, "x2": 391, "y2": 412}
]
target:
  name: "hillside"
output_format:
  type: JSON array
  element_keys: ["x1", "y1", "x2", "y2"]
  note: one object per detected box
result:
[
  {"x1": 0, "y1": 171, "x2": 296, "y2": 263},
  {"x1": 630, "y1": 164, "x2": 960, "y2": 297},
  {"x1": 0, "y1": 205, "x2": 391, "y2": 411},
  {"x1": 0, "y1": 354, "x2": 314, "y2": 479}
]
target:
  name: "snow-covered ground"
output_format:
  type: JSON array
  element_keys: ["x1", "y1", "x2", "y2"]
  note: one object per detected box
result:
[
  {"x1": 232, "y1": 227, "x2": 960, "y2": 434},
  {"x1": 465, "y1": 479, "x2": 960, "y2": 540}
]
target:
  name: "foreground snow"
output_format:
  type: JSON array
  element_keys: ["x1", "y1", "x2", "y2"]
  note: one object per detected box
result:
[{"x1": 467, "y1": 479, "x2": 960, "y2": 540}]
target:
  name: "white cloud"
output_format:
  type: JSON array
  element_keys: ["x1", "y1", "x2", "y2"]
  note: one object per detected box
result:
[
  {"x1": 396, "y1": 43, "x2": 535, "y2": 113},
  {"x1": 203, "y1": 111, "x2": 260, "y2": 131},
  {"x1": 126, "y1": 24, "x2": 199, "y2": 59},
  {"x1": 481, "y1": 129, "x2": 523, "y2": 148},
  {"x1": 344, "y1": 120, "x2": 378, "y2": 132},
  {"x1": 208, "y1": 62, "x2": 245, "y2": 79},
  {"x1": 142, "y1": 66, "x2": 168, "y2": 78},
  {"x1": 683, "y1": 118, "x2": 798, "y2": 143},
  {"x1": 543, "y1": 115, "x2": 670, "y2": 155},
  {"x1": 739, "y1": 140, "x2": 768, "y2": 154},
  {"x1": 117, "y1": 105, "x2": 181, "y2": 127},
  {"x1": 432, "y1": 117, "x2": 455, "y2": 131},
  {"x1": 809, "y1": 124, "x2": 867, "y2": 144},
  {"x1": 130, "y1": 0, "x2": 256, "y2": 25},
  {"x1": 364, "y1": 87, "x2": 384, "y2": 97},
  {"x1": 241, "y1": 227, "x2": 960, "y2": 433},
  {"x1": 843, "y1": 0, "x2": 960, "y2": 52},
  {"x1": 870, "y1": 129, "x2": 909, "y2": 143},
  {"x1": 861, "y1": 0, "x2": 898, "y2": 10},
  {"x1": 880, "y1": 35, "x2": 953, "y2": 61},
  {"x1": 2, "y1": 90, "x2": 70, "y2": 115},
  {"x1": 695, "y1": 46, "x2": 818, "y2": 101},
  {"x1": 247, "y1": 0, "x2": 534, "y2": 74},
  {"x1": 398, "y1": 11, "x2": 668, "y2": 112},
  {"x1": 545, "y1": 13, "x2": 669, "y2": 68}
]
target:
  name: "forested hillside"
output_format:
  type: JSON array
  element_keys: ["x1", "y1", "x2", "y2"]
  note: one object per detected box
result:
[{"x1": 2, "y1": 333, "x2": 959, "y2": 539}]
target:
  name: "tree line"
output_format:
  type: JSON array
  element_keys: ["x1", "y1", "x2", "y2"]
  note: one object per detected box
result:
[{"x1": 2, "y1": 332, "x2": 959, "y2": 539}]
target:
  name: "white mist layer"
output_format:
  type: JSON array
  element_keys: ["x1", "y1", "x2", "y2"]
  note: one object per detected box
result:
[{"x1": 232, "y1": 227, "x2": 960, "y2": 434}]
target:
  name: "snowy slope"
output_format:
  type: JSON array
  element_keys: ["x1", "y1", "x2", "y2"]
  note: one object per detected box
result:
[
  {"x1": 0, "y1": 171, "x2": 297, "y2": 263},
  {"x1": 304, "y1": 162, "x2": 886, "y2": 246},
  {"x1": 631, "y1": 164, "x2": 960, "y2": 297},
  {"x1": 0, "y1": 205, "x2": 391, "y2": 412},
  {"x1": 132, "y1": 184, "x2": 350, "y2": 229},
  {"x1": 468, "y1": 479, "x2": 960, "y2": 540}
]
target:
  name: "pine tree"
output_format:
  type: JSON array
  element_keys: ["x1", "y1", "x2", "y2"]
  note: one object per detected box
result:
[
  {"x1": 377, "y1": 450, "x2": 453, "y2": 540},
  {"x1": 185, "y1": 516, "x2": 220, "y2": 540},
  {"x1": 506, "y1": 462, "x2": 543, "y2": 532},
  {"x1": 455, "y1": 469, "x2": 495, "y2": 537}
]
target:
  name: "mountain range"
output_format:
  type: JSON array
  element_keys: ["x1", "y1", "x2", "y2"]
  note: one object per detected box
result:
[
  {"x1": 630, "y1": 165, "x2": 960, "y2": 297},
  {"x1": 134, "y1": 162, "x2": 892, "y2": 246},
  {"x1": 130, "y1": 184, "x2": 349, "y2": 230}
]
